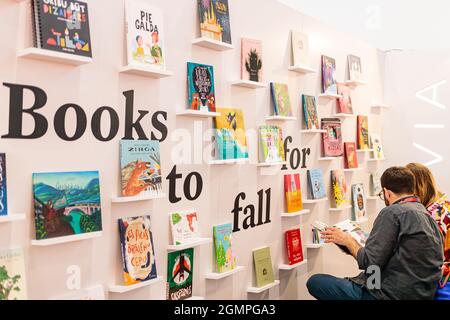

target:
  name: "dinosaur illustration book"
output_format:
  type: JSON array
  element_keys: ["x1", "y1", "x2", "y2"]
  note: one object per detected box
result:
[
  {"x1": 166, "y1": 248, "x2": 194, "y2": 300},
  {"x1": 197, "y1": 0, "x2": 232, "y2": 44},
  {"x1": 188, "y1": 62, "x2": 216, "y2": 112},
  {"x1": 120, "y1": 139, "x2": 162, "y2": 198},
  {"x1": 241, "y1": 38, "x2": 263, "y2": 82},
  {"x1": 32, "y1": 0, "x2": 92, "y2": 57},
  {"x1": 32, "y1": 171, "x2": 102, "y2": 240},
  {"x1": 169, "y1": 210, "x2": 200, "y2": 245}
]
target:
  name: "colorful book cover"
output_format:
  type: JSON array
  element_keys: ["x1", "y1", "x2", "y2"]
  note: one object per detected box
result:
[
  {"x1": 169, "y1": 210, "x2": 200, "y2": 245},
  {"x1": 32, "y1": 0, "x2": 92, "y2": 57},
  {"x1": 187, "y1": 62, "x2": 216, "y2": 112},
  {"x1": 331, "y1": 170, "x2": 348, "y2": 209},
  {"x1": 120, "y1": 140, "x2": 162, "y2": 197},
  {"x1": 302, "y1": 95, "x2": 319, "y2": 130},
  {"x1": 0, "y1": 248, "x2": 27, "y2": 300},
  {"x1": 357, "y1": 115, "x2": 370, "y2": 150},
  {"x1": 285, "y1": 228, "x2": 304, "y2": 265},
  {"x1": 33, "y1": 171, "x2": 102, "y2": 240},
  {"x1": 214, "y1": 108, "x2": 249, "y2": 160},
  {"x1": 241, "y1": 38, "x2": 263, "y2": 82},
  {"x1": 0, "y1": 153, "x2": 7, "y2": 216},
  {"x1": 259, "y1": 125, "x2": 285, "y2": 163},
  {"x1": 213, "y1": 223, "x2": 236, "y2": 273},
  {"x1": 321, "y1": 118, "x2": 343, "y2": 157},
  {"x1": 125, "y1": 0, "x2": 165, "y2": 69},
  {"x1": 307, "y1": 169, "x2": 326, "y2": 200},
  {"x1": 284, "y1": 174, "x2": 303, "y2": 213},
  {"x1": 348, "y1": 55, "x2": 362, "y2": 81},
  {"x1": 118, "y1": 215, "x2": 157, "y2": 286},
  {"x1": 252, "y1": 246, "x2": 274, "y2": 288},
  {"x1": 371, "y1": 172, "x2": 382, "y2": 196},
  {"x1": 291, "y1": 31, "x2": 309, "y2": 67},
  {"x1": 337, "y1": 83, "x2": 353, "y2": 114},
  {"x1": 322, "y1": 55, "x2": 337, "y2": 95},
  {"x1": 344, "y1": 142, "x2": 358, "y2": 169},
  {"x1": 197, "y1": 0, "x2": 232, "y2": 44},
  {"x1": 371, "y1": 134, "x2": 384, "y2": 160},
  {"x1": 270, "y1": 83, "x2": 293, "y2": 117},
  {"x1": 166, "y1": 248, "x2": 194, "y2": 300},
  {"x1": 352, "y1": 184, "x2": 367, "y2": 222}
]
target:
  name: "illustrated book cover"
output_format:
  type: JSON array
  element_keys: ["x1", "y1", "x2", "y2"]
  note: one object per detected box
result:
[
  {"x1": 337, "y1": 83, "x2": 353, "y2": 114},
  {"x1": 322, "y1": 55, "x2": 337, "y2": 95},
  {"x1": 348, "y1": 55, "x2": 362, "y2": 81},
  {"x1": 0, "y1": 248, "x2": 27, "y2": 300},
  {"x1": 252, "y1": 246, "x2": 275, "y2": 288},
  {"x1": 213, "y1": 223, "x2": 236, "y2": 273},
  {"x1": 357, "y1": 115, "x2": 370, "y2": 150},
  {"x1": 0, "y1": 153, "x2": 7, "y2": 216},
  {"x1": 197, "y1": 0, "x2": 232, "y2": 44},
  {"x1": 371, "y1": 133, "x2": 384, "y2": 160},
  {"x1": 284, "y1": 174, "x2": 303, "y2": 213},
  {"x1": 187, "y1": 62, "x2": 216, "y2": 112},
  {"x1": 169, "y1": 210, "x2": 200, "y2": 246},
  {"x1": 321, "y1": 118, "x2": 343, "y2": 157},
  {"x1": 259, "y1": 125, "x2": 285, "y2": 163},
  {"x1": 331, "y1": 170, "x2": 348, "y2": 209},
  {"x1": 291, "y1": 31, "x2": 309, "y2": 67},
  {"x1": 241, "y1": 38, "x2": 263, "y2": 82},
  {"x1": 352, "y1": 184, "x2": 367, "y2": 222},
  {"x1": 270, "y1": 83, "x2": 293, "y2": 117},
  {"x1": 302, "y1": 95, "x2": 320, "y2": 130},
  {"x1": 285, "y1": 228, "x2": 304, "y2": 265},
  {"x1": 371, "y1": 172, "x2": 382, "y2": 196},
  {"x1": 166, "y1": 248, "x2": 194, "y2": 300},
  {"x1": 307, "y1": 169, "x2": 326, "y2": 200},
  {"x1": 344, "y1": 142, "x2": 358, "y2": 169}
]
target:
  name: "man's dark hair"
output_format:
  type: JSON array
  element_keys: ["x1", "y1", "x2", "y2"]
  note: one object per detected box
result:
[{"x1": 381, "y1": 166, "x2": 415, "y2": 195}]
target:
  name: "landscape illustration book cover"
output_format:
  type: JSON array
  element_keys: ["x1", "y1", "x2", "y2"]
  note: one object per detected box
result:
[
  {"x1": 0, "y1": 248, "x2": 27, "y2": 300},
  {"x1": 337, "y1": 83, "x2": 353, "y2": 114},
  {"x1": 284, "y1": 174, "x2": 303, "y2": 213},
  {"x1": 270, "y1": 83, "x2": 293, "y2": 117},
  {"x1": 291, "y1": 31, "x2": 309, "y2": 67},
  {"x1": 213, "y1": 223, "x2": 236, "y2": 273},
  {"x1": 259, "y1": 125, "x2": 285, "y2": 163},
  {"x1": 322, "y1": 118, "x2": 343, "y2": 157},
  {"x1": 285, "y1": 228, "x2": 304, "y2": 265},
  {"x1": 33, "y1": 171, "x2": 102, "y2": 240},
  {"x1": 0, "y1": 153, "x2": 7, "y2": 216},
  {"x1": 344, "y1": 142, "x2": 358, "y2": 169},
  {"x1": 120, "y1": 139, "x2": 162, "y2": 198},
  {"x1": 214, "y1": 108, "x2": 249, "y2": 160},
  {"x1": 331, "y1": 170, "x2": 348, "y2": 209},
  {"x1": 307, "y1": 169, "x2": 326, "y2": 200},
  {"x1": 197, "y1": 0, "x2": 232, "y2": 44},
  {"x1": 352, "y1": 184, "x2": 367, "y2": 222},
  {"x1": 348, "y1": 55, "x2": 362, "y2": 81},
  {"x1": 322, "y1": 55, "x2": 337, "y2": 95},
  {"x1": 241, "y1": 38, "x2": 263, "y2": 82},
  {"x1": 302, "y1": 95, "x2": 320, "y2": 130},
  {"x1": 169, "y1": 210, "x2": 200, "y2": 245},
  {"x1": 357, "y1": 115, "x2": 370, "y2": 150},
  {"x1": 253, "y1": 246, "x2": 275, "y2": 288},
  {"x1": 118, "y1": 215, "x2": 157, "y2": 286},
  {"x1": 32, "y1": 0, "x2": 92, "y2": 57},
  {"x1": 166, "y1": 248, "x2": 194, "y2": 300},
  {"x1": 125, "y1": 0, "x2": 165, "y2": 69},
  {"x1": 188, "y1": 62, "x2": 216, "y2": 112}
]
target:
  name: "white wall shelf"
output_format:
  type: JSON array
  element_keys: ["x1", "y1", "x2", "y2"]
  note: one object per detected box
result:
[
  {"x1": 343, "y1": 168, "x2": 362, "y2": 172},
  {"x1": 119, "y1": 65, "x2": 173, "y2": 78},
  {"x1": 300, "y1": 129, "x2": 326, "y2": 134},
  {"x1": 356, "y1": 149, "x2": 374, "y2": 153},
  {"x1": 318, "y1": 156, "x2": 342, "y2": 161},
  {"x1": 367, "y1": 196, "x2": 380, "y2": 201},
  {"x1": 303, "y1": 198, "x2": 328, "y2": 204},
  {"x1": 205, "y1": 266, "x2": 245, "y2": 280},
  {"x1": 319, "y1": 93, "x2": 342, "y2": 99},
  {"x1": 208, "y1": 158, "x2": 249, "y2": 165},
  {"x1": 0, "y1": 214, "x2": 26, "y2": 223},
  {"x1": 279, "y1": 259, "x2": 308, "y2": 270},
  {"x1": 265, "y1": 115, "x2": 297, "y2": 121},
  {"x1": 231, "y1": 80, "x2": 267, "y2": 89},
  {"x1": 345, "y1": 80, "x2": 367, "y2": 87},
  {"x1": 176, "y1": 110, "x2": 221, "y2": 118},
  {"x1": 367, "y1": 158, "x2": 386, "y2": 162},
  {"x1": 108, "y1": 277, "x2": 163, "y2": 293},
  {"x1": 167, "y1": 238, "x2": 212, "y2": 251},
  {"x1": 371, "y1": 104, "x2": 391, "y2": 110},
  {"x1": 329, "y1": 206, "x2": 352, "y2": 212},
  {"x1": 288, "y1": 65, "x2": 317, "y2": 74},
  {"x1": 333, "y1": 113, "x2": 356, "y2": 118},
  {"x1": 306, "y1": 243, "x2": 325, "y2": 249},
  {"x1": 31, "y1": 231, "x2": 102, "y2": 246},
  {"x1": 247, "y1": 280, "x2": 280, "y2": 293},
  {"x1": 257, "y1": 161, "x2": 287, "y2": 167},
  {"x1": 111, "y1": 193, "x2": 166, "y2": 204},
  {"x1": 18, "y1": 48, "x2": 92, "y2": 66},
  {"x1": 192, "y1": 37, "x2": 234, "y2": 51},
  {"x1": 186, "y1": 296, "x2": 205, "y2": 300},
  {"x1": 281, "y1": 209, "x2": 311, "y2": 218}
]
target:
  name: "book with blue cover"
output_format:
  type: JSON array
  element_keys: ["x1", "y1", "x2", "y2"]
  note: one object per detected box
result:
[
  {"x1": 0, "y1": 153, "x2": 7, "y2": 216},
  {"x1": 187, "y1": 62, "x2": 216, "y2": 112},
  {"x1": 307, "y1": 169, "x2": 326, "y2": 200},
  {"x1": 213, "y1": 223, "x2": 236, "y2": 273}
]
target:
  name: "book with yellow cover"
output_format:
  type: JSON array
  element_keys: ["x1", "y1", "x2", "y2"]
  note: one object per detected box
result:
[
  {"x1": 284, "y1": 174, "x2": 303, "y2": 213},
  {"x1": 252, "y1": 246, "x2": 274, "y2": 288},
  {"x1": 214, "y1": 108, "x2": 248, "y2": 160}
]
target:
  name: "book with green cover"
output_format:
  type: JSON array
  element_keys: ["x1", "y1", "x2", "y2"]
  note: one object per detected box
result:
[
  {"x1": 252, "y1": 246, "x2": 274, "y2": 288},
  {"x1": 213, "y1": 223, "x2": 236, "y2": 273},
  {"x1": 166, "y1": 248, "x2": 194, "y2": 300}
]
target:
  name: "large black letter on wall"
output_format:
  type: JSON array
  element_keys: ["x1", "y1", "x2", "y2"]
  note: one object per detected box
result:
[
  {"x1": 122, "y1": 90, "x2": 149, "y2": 140},
  {"x1": 91, "y1": 107, "x2": 120, "y2": 142},
  {"x1": 54, "y1": 104, "x2": 87, "y2": 141}
]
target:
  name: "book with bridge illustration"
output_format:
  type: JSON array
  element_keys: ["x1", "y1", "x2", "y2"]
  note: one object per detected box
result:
[{"x1": 32, "y1": 171, "x2": 102, "y2": 240}]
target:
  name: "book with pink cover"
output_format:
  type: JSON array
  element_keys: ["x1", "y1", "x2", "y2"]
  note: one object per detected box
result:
[
  {"x1": 321, "y1": 118, "x2": 343, "y2": 157},
  {"x1": 337, "y1": 83, "x2": 353, "y2": 114},
  {"x1": 241, "y1": 38, "x2": 263, "y2": 82}
]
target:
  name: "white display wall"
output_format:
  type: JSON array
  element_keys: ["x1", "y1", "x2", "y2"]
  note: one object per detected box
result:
[{"x1": 0, "y1": 0, "x2": 387, "y2": 300}]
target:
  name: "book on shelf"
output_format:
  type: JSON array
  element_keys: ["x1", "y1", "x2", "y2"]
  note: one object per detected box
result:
[
  {"x1": 331, "y1": 169, "x2": 349, "y2": 209},
  {"x1": 32, "y1": 171, "x2": 102, "y2": 241},
  {"x1": 348, "y1": 55, "x2": 363, "y2": 82},
  {"x1": 291, "y1": 31, "x2": 309, "y2": 67},
  {"x1": 125, "y1": 0, "x2": 165, "y2": 70},
  {"x1": 241, "y1": 38, "x2": 263, "y2": 82},
  {"x1": 337, "y1": 83, "x2": 354, "y2": 114},
  {"x1": 213, "y1": 223, "x2": 236, "y2": 273},
  {"x1": 120, "y1": 139, "x2": 163, "y2": 198},
  {"x1": 31, "y1": 0, "x2": 92, "y2": 57},
  {"x1": 322, "y1": 55, "x2": 337, "y2": 95},
  {"x1": 344, "y1": 142, "x2": 359, "y2": 169},
  {"x1": 187, "y1": 62, "x2": 216, "y2": 112},
  {"x1": 0, "y1": 153, "x2": 8, "y2": 216},
  {"x1": 166, "y1": 248, "x2": 194, "y2": 300},
  {"x1": 370, "y1": 172, "x2": 383, "y2": 196},
  {"x1": 302, "y1": 95, "x2": 320, "y2": 130},
  {"x1": 285, "y1": 228, "x2": 304, "y2": 265},
  {"x1": 258, "y1": 125, "x2": 285, "y2": 163},
  {"x1": 357, "y1": 115, "x2": 370, "y2": 150},
  {"x1": 352, "y1": 184, "x2": 368, "y2": 222},
  {"x1": 370, "y1": 133, "x2": 385, "y2": 160},
  {"x1": 0, "y1": 248, "x2": 27, "y2": 300},
  {"x1": 197, "y1": 0, "x2": 232, "y2": 44},
  {"x1": 118, "y1": 215, "x2": 157, "y2": 286},
  {"x1": 321, "y1": 118, "x2": 344, "y2": 157},
  {"x1": 284, "y1": 174, "x2": 303, "y2": 213},
  {"x1": 252, "y1": 246, "x2": 275, "y2": 287},
  {"x1": 270, "y1": 83, "x2": 293, "y2": 117},
  {"x1": 169, "y1": 210, "x2": 200, "y2": 245},
  {"x1": 311, "y1": 227, "x2": 325, "y2": 245},
  {"x1": 213, "y1": 108, "x2": 249, "y2": 161},
  {"x1": 307, "y1": 169, "x2": 327, "y2": 200}
]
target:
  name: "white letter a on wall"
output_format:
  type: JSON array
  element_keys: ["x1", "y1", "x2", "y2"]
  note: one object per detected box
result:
[{"x1": 415, "y1": 80, "x2": 447, "y2": 110}]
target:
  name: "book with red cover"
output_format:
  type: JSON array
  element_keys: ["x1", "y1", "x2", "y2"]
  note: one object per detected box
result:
[
  {"x1": 337, "y1": 83, "x2": 353, "y2": 114},
  {"x1": 321, "y1": 118, "x2": 343, "y2": 157},
  {"x1": 285, "y1": 228, "x2": 304, "y2": 265},
  {"x1": 344, "y1": 142, "x2": 358, "y2": 169}
]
